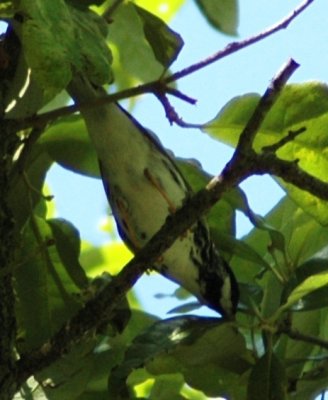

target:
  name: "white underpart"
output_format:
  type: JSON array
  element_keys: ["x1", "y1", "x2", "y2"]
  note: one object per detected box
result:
[{"x1": 72, "y1": 82, "x2": 202, "y2": 298}]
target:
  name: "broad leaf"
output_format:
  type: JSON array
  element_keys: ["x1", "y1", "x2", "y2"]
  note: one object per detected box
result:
[
  {"x1": 14, "y1": 216, "x2": 84, "y2": 351},
  {"x1": 204, "y1": 83, "x2": 328, "y2": 225},
  {"x1": 277, "y1": 271, "x2": 328, "y2": 315},
  {"x1": 231, "y1": 196, "x2": 328, "y2": 284},
  {"x1": 19, "y1": 1, "x2": 112, "y2": 100},
  {"x1": 177, "y1": 158, "x2": 236, "y2": 239},
  {"x1": 109, "y1": 316, "x2": 252, "y2": 397},
  {"x1": 282, "y1": 258, "x2": 328, "y2": 311},
  {"x1": 8, "y1": 143, "x2": 53, "y2": 229},
  {"x1": 48, "y1": 218, "x2": 88, "y2": 289},
  {"x1": 134, "y1": 4, "x2": 184, "y2": 68},
  {"x1": 108, "y1": 3, "x2": 164, "y2": 86},
  {"x1": 135, "y1": 0, "x2": 186, "y2": 22},
  {"x1": 195, "y1": 0, "x2": 238, "y2": 35},
  {"x1": 247, "y1": 352, "x2": 287, "y2": 400}
]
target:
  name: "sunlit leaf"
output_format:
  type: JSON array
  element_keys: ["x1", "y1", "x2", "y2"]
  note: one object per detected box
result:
[
  {"x1": 108, "y1": 3, "x2": 164, "y2": 85},
  {"x1": 135, "y1": 0, "x2": 186, "y2": 22},
  {"x1": 134, "y1": 4, "x2": 184, "y2": 68},
  {"x1": 231, "y1": 196, "x2": 328, "y2": 284},
  {"x1": 278, "y1": 272, "x2": 328, "y2": 315},
  {"x1": 204, "y1": 83, "x2": 328, "y2": 225}
]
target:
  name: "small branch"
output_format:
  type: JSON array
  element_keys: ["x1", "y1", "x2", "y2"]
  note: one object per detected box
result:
[
  {"x1": 262, "y1": 127, "x2": 307, "y2": 152},
  {"x1": 155, "y1": 91, "x2": 201, "y2": 127},
  {"x1": 236, "y1": 59, "x2": 300, "y2": 153},
  {"x1": 165, "y1": 87, "x2": 197, "y2": 105},
  {"x1": 281, "y1": 328, "x2": 328, "y2": 351},
  {"x1": 13, "y1": 81, "x2": 161, "y2": 131},
  {"x1": 255, "y1": 153, "x2": 328, "y2": 201},
  {"x1": 165, "y1": 0, "x2": 313, "y2": 84}
]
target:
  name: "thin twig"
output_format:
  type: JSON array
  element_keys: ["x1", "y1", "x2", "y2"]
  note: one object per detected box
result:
[
  {"x1": 165, "y1": 0, "x2": 314, "y2": 84},
  {"x1": 262, "y1": 127, "x2": 307, "y2": 152},
  {"x1": 234, "y1": 59, "x2": 300, "y2": 153},
  {"x1": 281, "y1": 328, "x2": 328, "y2": 351}
]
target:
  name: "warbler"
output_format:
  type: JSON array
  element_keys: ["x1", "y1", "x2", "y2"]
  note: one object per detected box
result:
[{"x1": 68, "y1": 76, "x2": 239, "y2": 318}]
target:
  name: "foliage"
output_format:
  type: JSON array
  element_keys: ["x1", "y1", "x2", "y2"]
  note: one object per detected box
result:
[{"x1": 0, "y1": 1, "x2": 328, "y2": 400}]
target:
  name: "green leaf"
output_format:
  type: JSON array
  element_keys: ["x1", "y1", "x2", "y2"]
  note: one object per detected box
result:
[
  {"x1": 134, "y1": 4, "x2": 184, "y2": 68},
  {"x1": 19, "y1": 1, "x2": 112, "y2": 100},
  {"x1": 282, "y1": 258, "x2": 328, "y2": 311},
  {"x1": 109, "y1": 316, "x2": 252, "y2": 397},
  {"x1": 195, "y1": 0, "x2": 239, "y2": 35},
  {"x1": 247, "y1": 352, "x2": 287, "y2": 400},
  {"x1": 204, "y1": 83, "x2": 328, "y2": 225},
  {"x1": 14, "y1": 216, "x2": 83, "y2": 351},
  {"x1": 39, "y1": 115, "x2": 100, "y2": 178},
  {"x1": 177, "y1": 158, "x2": 236, "y2": 239},
  {"x1": 278, "y1": 271, "x2": 328, "y2": 315},
  {"x1": 108, "y1": 3, "x2": 164, "y2": 85},
  {"x1": 48, "y1": 218, "x2": 89, "y2": 289},
  {"x1": 0, "y1": 2, "x2": 13, "y2": 18},
  {"x1": 232, "y1": 196, "x2": 328, "y2": 285},
  {"x1": 283, "y1": 310, "x2": 321, "y2": 380},
  {"x1": 8, "y1": 143, "x2": 53, "y2": 229},
  {"x1": 135, "y1": 0, "x2": 186, "y2": 22}
]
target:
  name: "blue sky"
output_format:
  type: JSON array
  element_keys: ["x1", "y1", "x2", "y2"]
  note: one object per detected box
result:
[{"x1": 46, "y1": 0, "x2": 328, "y2": 317}]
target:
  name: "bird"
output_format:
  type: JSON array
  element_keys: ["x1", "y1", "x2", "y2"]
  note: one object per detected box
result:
[{"x1": 67, "y1": 75, "x2": 239, "y2": 318}]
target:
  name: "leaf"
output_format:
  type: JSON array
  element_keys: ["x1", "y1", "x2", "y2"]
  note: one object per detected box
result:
[
  {"x1": 81, "y1": 241, "x2": 133, "y2": 278},
  {"x1": 278, "y1": 271, "x2": 328, "y2": 315},
  {"x1": 19, "y1": 1, "x2": 112, "y2": 100},
  {"x1": 134, "y1": 4, "x2": 184, "y2": 68},
  {"x1": 39, "y1": 115, "x2": 100, "y2": 178},
  {"x1": 283, "y1": 310, "x2": 321, "y2": 380},
  {"x1": 135, "y1": 0, "x2": 186, "y2": 22},
  {"x1": 48, "y1": 218, "x2": 89, "y2": 289},
  {"x1": 0, "y1": 2, "x2": 13, "y2": 18},
  {"x1": 177, "y1": 158, "x2": 236, "y2": 238},
  {"x1": 14, "y1": 216, "x2": 83, "y2": 351},
  {"x1": 109, "y1": 316, "x2": 252, "y2": 397},
  {"x1": 204, "y1": 83, "x2": 328, "y2": 225},
  {"x1": 108, "y1": 3, "x2": 164, "y2": 85},
  {"x1": 8, "y1": 143, "x2": 53, "y2": 229},
  {"x1": 282, "y1": 258, "x2": 328, "y2": 311},
  {"x1": 247, "y1": 352, "x2": 287, "y2": 400},
  {"x1": 231, "y1": 196, "x2": 328, "y2": 285},
  {"x1": 195, "y1": 0, "x2": 239, "y2": 35}
]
